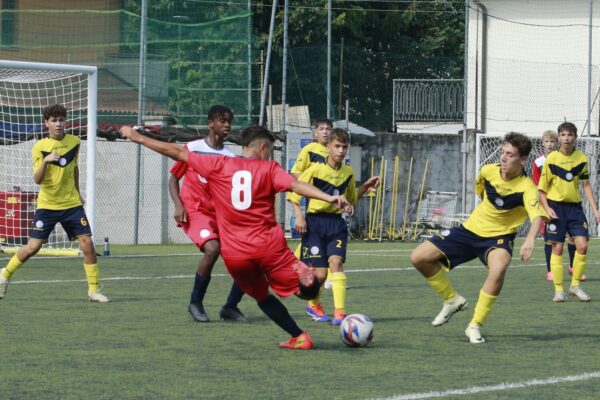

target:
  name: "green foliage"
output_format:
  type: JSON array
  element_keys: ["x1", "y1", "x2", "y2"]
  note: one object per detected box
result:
[
  {"x1": 2, "y1": 241, "x2": 600, "y2": 399},
  {"x1": 254, "y1": 0, "x2": 464, "y2": 128}
]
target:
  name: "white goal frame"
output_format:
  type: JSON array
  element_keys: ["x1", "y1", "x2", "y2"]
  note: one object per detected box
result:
[{"x1": 0, "y1": 60, "x2": 97, "y2": 253}]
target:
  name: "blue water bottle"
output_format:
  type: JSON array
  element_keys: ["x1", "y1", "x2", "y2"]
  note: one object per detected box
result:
[{"x1": 103, "y1": 237, "x2": 110, "y2": 256}]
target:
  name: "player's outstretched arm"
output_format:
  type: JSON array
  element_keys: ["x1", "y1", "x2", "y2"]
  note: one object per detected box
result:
[
  {"x1": 289, "y1": 180, "x2": 352, "y2": 213},
  {"x1": 520, "y1": 216, "x2": 544, "y2": 262},
  {"x1": 357, "y1": 176, "x2": 380, "y2": 199},
  {"x1": 120, "y1": 126, "x2": 187, "y2": 162}
]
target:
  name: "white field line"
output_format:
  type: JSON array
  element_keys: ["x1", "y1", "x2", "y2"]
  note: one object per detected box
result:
[
  {"x1": 376, "y1": 371, "x2": 600, "y2": 400},
  {"x1": 8, "y1": 259, "x2": 591, "y2": 285}
]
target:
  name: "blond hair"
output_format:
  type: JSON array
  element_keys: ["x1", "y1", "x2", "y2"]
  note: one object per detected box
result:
[{"x1": 542, "y1": 130, "x2": 558, "y2": 141}]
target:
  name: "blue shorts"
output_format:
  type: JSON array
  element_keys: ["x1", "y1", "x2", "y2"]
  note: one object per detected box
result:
[
  {"x1": 544, "y1": 200, "x2": 588, "y2": 243},
  {"x1": 30, "y1": 206, "x2": 92, "y2": 241},
  {"x1": 427, "y1": 225, "x2": 515, "y2": 269},
  {"x1": 300, "y1": 213, "x2": 348, "y2": 268}
]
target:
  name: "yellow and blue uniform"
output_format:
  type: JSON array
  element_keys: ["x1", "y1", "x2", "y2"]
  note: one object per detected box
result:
[
  {"x1": 288, "y1": 162, "x2": 357, "y2": 267},
  {"x1": 30, "y1": 134, "x2": 91, "y2": 241},
  {"x1": 538, "y1": 149, "x2": 589, "y2": 242},
  {"x1": 290, "y1": 142, "x2": 328, "y2": 175},
  {"x1": 429, "y1": 164, "x2": 546, "y2": 269}
]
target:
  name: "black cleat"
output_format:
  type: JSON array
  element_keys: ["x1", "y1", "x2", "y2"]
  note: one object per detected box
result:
[
  {"x1": 219, "y1": 306, "x2": 247, "y2": 322},
  {"x1": 188, "y1": 302, "x2": 209, "y2": 322}
]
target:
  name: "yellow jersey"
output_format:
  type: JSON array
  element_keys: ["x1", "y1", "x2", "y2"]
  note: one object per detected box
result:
[
  {"x1": 290, "y1": 142, "x2": 328, "y2": 175},
  {"x1": 32, "y1": 134, "x2": 82, "y2": 210},
  {"x1": 463, "y1": 164, "x2": 546, "y2": 237},
  {"x1": 538, "y1": 149, "x2": 589, "y2": 203},
  {"x1": 288, "y1": 161, "x2": 357, "y2": 214}
]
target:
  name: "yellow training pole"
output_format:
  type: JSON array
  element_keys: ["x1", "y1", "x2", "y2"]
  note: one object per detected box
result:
[
  {"x1": 388, "y1": 155, "x2": 398, "y2": 238},
  {"x1": 367, "y1": 156, "x2": 375, "y2": 240},
  {"x1": 401, "y1": 157, "x2": 413, "y2": 239},
  {"x1": 412, "y1": 158, "x2": 430, "y2": 240},
  {"x1": 378, "y1": 159, "x2": 388, "y2": 241},
  {"x1": 371, "y1": 156, "x2": 385, "y2": 239}
]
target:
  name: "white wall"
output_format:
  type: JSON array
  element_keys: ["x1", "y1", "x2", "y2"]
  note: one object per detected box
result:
[{"x1": 467, "y1": 0, "x2": 600, "y2": 135}]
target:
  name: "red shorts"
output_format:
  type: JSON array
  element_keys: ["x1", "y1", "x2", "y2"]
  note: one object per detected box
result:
[
  {"x1": 180, "y1": 210, "x2": 219, "y2": 250},
  {"x1": 223, "y1": 245, "x2": 299, "y2": 302}
]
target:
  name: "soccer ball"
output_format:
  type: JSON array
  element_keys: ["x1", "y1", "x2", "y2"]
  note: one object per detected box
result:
[{"x1": 339, "y1": 313, "x2": 374, "y2": 347}]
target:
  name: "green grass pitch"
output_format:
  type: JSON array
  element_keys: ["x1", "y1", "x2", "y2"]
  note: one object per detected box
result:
[{"x1": 1, "y1": 240, "x2": 600, "y2": 399}]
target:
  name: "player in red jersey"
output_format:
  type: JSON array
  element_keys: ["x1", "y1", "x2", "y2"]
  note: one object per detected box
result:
[
  {"x1": 169, "y1": 105, "x2": 246, "y2": 323},
  {"x1": 120, "y1": 124, "x2": 351, "y2": 350}
]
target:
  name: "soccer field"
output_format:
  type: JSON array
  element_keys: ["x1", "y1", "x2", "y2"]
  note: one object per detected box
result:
[{"x1": 2, "y1": 240, "x2": 600, "y2": 400}]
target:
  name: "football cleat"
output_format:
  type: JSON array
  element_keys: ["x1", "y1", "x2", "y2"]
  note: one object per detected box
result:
[
  {"x1": 465, "y1": 323, "x2": 485, "y2": 344},
  {"x1": 331, "y1": 309, "x2": 347, "y2": 326},
  {"x1": 305, "y1": 303, "x2": 330, "y2": 322},
  {"x1": 552, "y1": 291, "x2": 566, "y2": 303},
  {"x1": 568, "y1": 286, "x2": 591, "y2": 302},
  {"x1": 279, "y1": 331, "x2": 314, "y2": 350},
  {"x1": 88, "y1": 290, "x2": 111, "y2": 303},
  {"x1": 432, "y1": 294, "x2": 468, "y2": 326},
  {"x1": 219, "y1": 306, "x2": 247, "y2": 322},
  {"x1": 568, "y1": 267, "x2": 587, "y2": 282},
  {"x1": 0, "y1": 269, "x2": 8, "y2": 299},
  {"x1": 188, "y1": 302, "x2": 209, "y2": 322}
]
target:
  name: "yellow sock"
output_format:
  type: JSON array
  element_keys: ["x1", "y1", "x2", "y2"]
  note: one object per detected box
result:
[
  {"x1": 470, "y1": 289, "x2": 497, "y2": 326},
  {"x1": 307, "y1": 287, "x2": 322, "y2": 307},
  {"x1": 425, "y1": 268, "x2": 456, "y2": 302},
  {"x1": 294, "y1": 243, "x2": 302, "y2": 259},
  {"x1": 325, "y1": 269, "x2": 331, "y2": 283},
  {"x1": 2, "y1": 255, "x2": 24, "y2": 280},
  {"x1": 331, "y1": 272, "x2": 347, "y2": 311},
  {"x1": 550, "y1": 253, "x2": 564, "y2": 292},
  {"x1": 571, "y1": 251, "x2": 586, "y2": 287},
  {"x1": 84, "y1": 263, "x2": 100, "y2": 293}
]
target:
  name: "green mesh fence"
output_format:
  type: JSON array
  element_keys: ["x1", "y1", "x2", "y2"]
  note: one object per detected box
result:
[{"x1": 0, "y1": 2, "x2": 261, "y2": 127}]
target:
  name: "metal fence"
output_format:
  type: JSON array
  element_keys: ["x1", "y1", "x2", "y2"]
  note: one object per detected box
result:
[
  {"x1": 392, "y1": 79, "x2": 464, "y2": 125},
  {"x1": 93, "y1": 139, "x2": 285, "y2": 245}
]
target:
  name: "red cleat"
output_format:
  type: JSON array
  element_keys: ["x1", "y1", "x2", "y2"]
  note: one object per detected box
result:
[{"x1": 279, "y1": 331, "x2": 314, "y2": 350}]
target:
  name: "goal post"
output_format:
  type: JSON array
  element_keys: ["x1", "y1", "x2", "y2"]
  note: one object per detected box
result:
[
  {"x1": 476, "y1": 132, "x2": 600, "y2": 237},
  {"x1": 0, "y1": 60, "x2": 97, "y2": 255}
]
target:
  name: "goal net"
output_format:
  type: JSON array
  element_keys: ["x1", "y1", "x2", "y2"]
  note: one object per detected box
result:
[
  {"x1": 476, "y1": 133, "x2": 600, "y2": 237},
  {"x1": 0, "y1": 61, "x2": 97, "y2": 255}
]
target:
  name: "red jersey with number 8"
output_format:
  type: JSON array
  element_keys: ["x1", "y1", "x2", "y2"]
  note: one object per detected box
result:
[{"x1": 186, "y1": 150, "x2": 295, "y2": 258}]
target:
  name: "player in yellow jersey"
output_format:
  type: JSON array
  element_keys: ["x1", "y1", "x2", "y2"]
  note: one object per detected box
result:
[
  {"x1": 411, "y1": 132, "x2": 546, "y2": 344},
  {"x1": 538, "y1": 122, "x2": 600, "y2": 303},
  {"x1": 288, "y1": 128, "x2": 379, "y2": 325},
  {"x1": 290, "y1": 118, "x2": 331, "y2": 178},
  {"x1": 0, "y1": 104, "x2": 110, "y2": 303}
]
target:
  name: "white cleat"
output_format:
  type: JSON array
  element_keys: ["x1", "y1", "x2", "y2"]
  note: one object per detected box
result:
[
  {"x1": 432, "y1": 294, "x2": 468, "y2": 326},
  {"x1": 88, "y1": 290, "x2": 111, "y2": 303},
  {"x1": 465, "y1": 323, "x2": 485, "y2": 344},
  {"x1": 0, "y1": 268, "x2": 8, "y2": 299},
  {"x1": 552, "y1": 291, "x2": 566, "y2": 303},
  {"x1": 568, "y1": 286, "x2": 591, "y2": 302}
]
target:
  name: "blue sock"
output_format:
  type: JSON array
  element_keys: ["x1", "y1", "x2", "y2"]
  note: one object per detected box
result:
[
  {"x1": 224, "y1": 282, "x2": 245, "y2": 309},
  {"x1": 544, "y1": 243, "x2": 552, "y2": 272},
  {"x1": 257, "y1": 295, "x2": 303, "y2": 337},
  {"x1": 190, "y1": 273, "x2": 211, "y2": 304}
]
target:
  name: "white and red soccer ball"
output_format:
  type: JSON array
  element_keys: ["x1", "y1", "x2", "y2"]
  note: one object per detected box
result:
[{"x1": 339, "y1": 313, "x2": 374, "y2": 347}]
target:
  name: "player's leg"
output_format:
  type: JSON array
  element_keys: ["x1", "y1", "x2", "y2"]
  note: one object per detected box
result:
[
  {"x1": 465, "y1": 247, "x2": 511, "y2": 344},
  {"x1": 0, "y1": 209, "x2": 58, "y2": 299},
  {"x1": 0, "y1": 238, "x2": 43, "y2": 299},
  {"x1": 77, "y1": 234, "x2": 110, "y2": 303},
  {"x1": 328, "y1": 255, "x2": 347, "y2": 325},
  {"x1": 300, "y1": 215, "x2": 330, "y2": 322},
  {"x1": 225, "y1": 254, "x2": 313, "y2": 349},
  {"x1": 545, "y1": 203, "x2": 569, "y2": 302},
  {"x1": 568, "y1": 235, "x2": 590, "y2": 301},
  {"x1": 541, "y1": 222, "x2": 553, "y2": 281},
  {"x1": 566, "y1": 235, "x2": 586, "y2": 281},
  {"x1": 410, "y1": 229, "x2": 472, "y2": 327}
]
